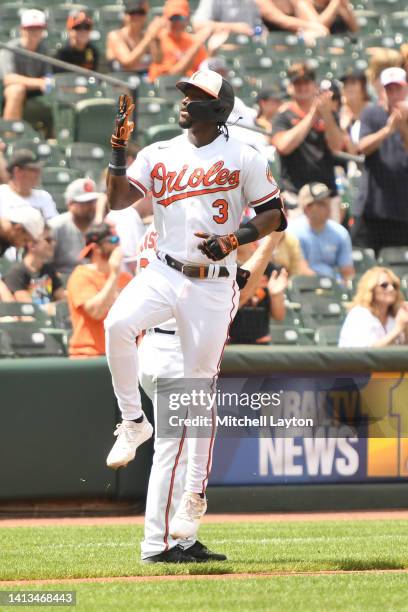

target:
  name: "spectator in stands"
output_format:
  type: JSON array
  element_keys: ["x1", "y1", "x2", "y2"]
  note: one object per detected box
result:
[
  {"x1": 192, "y1": 0, "x2": 259, "y2": 35},
  {"x1": 0, "y1": 206, "x2": 45, "y2": 300},
  {"x1": 353, "y1": 67, "x2": 408, "y2": 255},
  {"x1": 106, "y1": 0, "x2": 165, "y2": 73},
  {"x1": 148, "y1": 0, "x2": 211, "y2": 81},
  {"x1": 0, "y1": 150, "x2": 57, "y2": 221},
  {"x1": 339, "y1": 267, "x2": 408, "y2": 347},
  {"x1": 50, "y1": 178, "x2": 99, "y2": 275},
  {"x1": 3, "y1": 225, "x2": 65, "y2": 316},
  {"x1": 289, "y1": 182, "x2": 354, "y2": 281},
  {"x1": 0, "y1": 206, "x2": 45, "y2": 258},
  {"x1": 54, "y1": 11, "x2": 98, "y2": 72},
  {"x1": 310, "y1": 0, "x2": 359, "y2": 34},
  {"x1": 255, "y1": 86, "x2": 285, "y2": 132},
  {"x1": 271, "y1": 63, "x2": 345, "y2": 220},
  {"x1": 255, "y1": 0, "x2": 328, "y2": 39},
  {"x1": 67, "y1": 223, "x2": 132, "y2": 357},
  {"x1": 339, "y1": 69, "x2": 370, "y2": 145},
  {"x1": 366, "y1": 48, "x2": 403, "y2": 105},
  {"x1": 0, "y1": 140, "x2": 9, "y2": 185},
  {"x1": 0, "y1": 10, "x2": 50, "y2": 121},
  {"x1": 272, "y1": 230, "x2": 314, "y2": 276},
  {"x1": 229, "y1": 233, "x2": 288, "y2": 344}
]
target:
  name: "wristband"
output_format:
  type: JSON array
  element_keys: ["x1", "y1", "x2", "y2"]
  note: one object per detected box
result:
[
  {"x1": 108, "y1": 163, "x2": 127, "y2": 176},
  {"x1": 235, "y1": 221, "x2": 259, "y2": 246},
  {"x1": 109, "y1": 146, "x2": 127, "y2": 176}
]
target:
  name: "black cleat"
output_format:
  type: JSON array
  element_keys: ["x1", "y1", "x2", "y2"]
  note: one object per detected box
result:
[
  {"x1": 184, "y1": 540, "x2": 227, "y2": 561},
  {"x1": 142, "y1": 545, "x2": 199, "y2": 564}
]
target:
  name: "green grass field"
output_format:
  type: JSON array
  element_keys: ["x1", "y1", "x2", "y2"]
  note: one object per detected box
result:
[{"x1": 1, "y1": 519, "x2": 408, "y2": 611}]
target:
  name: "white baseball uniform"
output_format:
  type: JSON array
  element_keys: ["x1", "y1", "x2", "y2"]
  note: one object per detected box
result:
[
  {"x1": 135, "y1": 225, "x2": 188, "y2": 558},
  {"x1": 105, "y1": 132, "x2": 280, "y2": 552}
]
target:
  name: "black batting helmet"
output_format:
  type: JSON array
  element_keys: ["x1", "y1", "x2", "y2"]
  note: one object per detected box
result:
[{"x1": 176, "y1": 70, "x2": 235, "y2": 124}]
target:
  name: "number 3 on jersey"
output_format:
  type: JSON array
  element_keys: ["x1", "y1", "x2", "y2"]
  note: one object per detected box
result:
[{"x1": 212, "y1": 199, "x2": 228, "y2": 224}]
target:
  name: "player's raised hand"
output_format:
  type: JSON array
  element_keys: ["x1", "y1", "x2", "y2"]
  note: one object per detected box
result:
[
  {"x1": 195, "y1": 231, "x2": 239, "y2": 261},
  {"x1": 111, "y1": 94, "x2": 135, "y2": 148}
]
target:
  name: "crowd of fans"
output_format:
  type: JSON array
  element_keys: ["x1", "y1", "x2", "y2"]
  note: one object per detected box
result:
[{"x1": 0, "y1": 0, "x2": 408, "y2": 354}]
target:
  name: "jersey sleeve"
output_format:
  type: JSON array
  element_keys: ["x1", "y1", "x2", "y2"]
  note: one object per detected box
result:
[
  {"x1": 127, "y1": 147, "x2": 152, "y2": 196},
  {"x1": 242, "y1": 150, "x2": 281, "y2": 209}
]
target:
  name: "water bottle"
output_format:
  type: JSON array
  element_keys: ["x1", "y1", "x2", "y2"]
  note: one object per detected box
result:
[
  {"x1": 253, "y1": 21, "x2": 263, "y2": 43},
  {"x1": 44, "y1": 72, "x2": 54, "y2": 95}
]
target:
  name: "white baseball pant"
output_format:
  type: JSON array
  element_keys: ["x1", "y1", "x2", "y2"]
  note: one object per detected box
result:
[{"x1": 104, "y1": 257, "x2": 239, "y2": 496}]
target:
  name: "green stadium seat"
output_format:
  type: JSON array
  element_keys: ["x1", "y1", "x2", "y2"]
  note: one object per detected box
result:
[
  {"x1": 134, "y1": 97, "x2": 174, "y2": 135},
  {"x1": 301, "y1": 296, "x2": 346, "y2": 328},
  {"x1": 143, "y1": 124, "x2": 183, "y2": 146},
  {"x1": 0, "y1": 322, "x2": 65, "y2": 357},
  {"x1": 0, "y1": 3, "x2": 24, "y2": 30},
  {"x1": 0, "y1": 329, "x2": 14, "y2": 358},
  {"x1": 0, "y1": 119, "x2": 40, "y2": 143},
  {"x1": 7, "y1": 139, "x2": 65, "y2": 167},
  {"x1": 288, "y1": 275, "x2": 348, "y2": 302},
  {"x1": 351, "y1": 248, "x2": 376, "y2": 274},
  {"x1": 354, "y1": 10, "x2": 382, "y2": 35},
  {"x1": 385, "y1": 11, "x2": 408, "y2": 35},
  {"x1": 73, "y1": 98, "x2": 116, "y2": 146},
  {"x1": 65, "y1": 142, "x2": 109, "y2": 181},
  {"x1": 54, "y1": 300, "x2": 72, "y2": 331},
  {"x1": 269, "y1": 325, "x2": 314, "y2": 346},
  {"x1": 96, "y1": 4, "x2": 125, "y2": 29},
  {"x1": 46, "y1": 4, "x2": 91, "y2": 30},
  {"x1": 0, "y1": 301, "x2": 51, "y2": 326},
  {"x1": 314, "y1": 325, "x2": 342, "y2": 346},
  {"x1": 40, "y1": 166, "x2": 83, "y2": 211},
  {"x1": 378, "y1": 247, "x2": 408, "y2": 268}
]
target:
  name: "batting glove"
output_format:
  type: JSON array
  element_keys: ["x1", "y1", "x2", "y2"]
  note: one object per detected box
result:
[
  {"x1": 111, "y1": 94, "x2": 135, "y2": 149},
  {"x1": 194, "y1": 231, "x2": 239, "y2": 261}
]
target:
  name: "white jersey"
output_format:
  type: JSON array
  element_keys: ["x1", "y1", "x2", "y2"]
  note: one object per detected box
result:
[
  {"x1": 127, "y1": 132, "x2": 280, "y2": 266},
  {"x1": 0, "y1": 184, "x2": 58, "y2": 221}
]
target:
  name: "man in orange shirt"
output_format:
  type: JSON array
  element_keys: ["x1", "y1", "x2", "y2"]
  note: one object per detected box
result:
[
  {"x1": 148, "y1": 0, "x2": 212, "y2": 81},
  {"x1": 67, "y1": 223, "x2": 132, "y2": 357}
]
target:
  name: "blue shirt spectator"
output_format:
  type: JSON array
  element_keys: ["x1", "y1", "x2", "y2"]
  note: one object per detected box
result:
[{"x1": 289, "y1": 182, "x2": 354, "y2": 281}]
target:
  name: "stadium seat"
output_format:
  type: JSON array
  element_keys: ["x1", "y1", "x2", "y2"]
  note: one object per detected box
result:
[
  {"x1": 0, "y1": 3, "x2": 23, "y2": 31},
  {"x1": 301, "y1": 296, "x2": 346, "y2": 328},
  {"x1": 314, "y1": 325, "x2": 342, "y2": 346},
  {"x1": 0, "y1": 119, "x2": 40, "y2": 143},
  {"x1": 46, "y1": 5, "x2": 92, "y2": 30},
  {"x1": 54, "y1": 300, "x2": 72, "y2": 331},
  {"x1": 143, "y1": 124, "x2": 183, "y2": 146},
  {"x1": 96, "y1": 4, "x2": 125, "y2": 30},
  {"x1": 269, "y1": 325, "x2": 314, "y2": 346},
  {"x1": 7, "y1": 139, "x2": 65, "y2": 167},
  {"x1": 0, "y1": 323, "x2": 65, "y2": 357},
  {"x1": 352, "y1": 248, "x2": 377, "y2": 275},
  {"x1": 288, "y1": 275, "x2": 348, "y2": 302},
  {"x1": 0, "y1": 302, "x2": 51, "y2": 326},
  {"x1": 65, "y1": 142, "x2": 110, "y2": 181},
  {"x1": 156, "y1": 75, "x2": 186, "y2": 103},
  {"x1": 135, "y1": 97, "x2": 174, "y2": 135},
  {"x1": 354, "y1": 10, "x2": 382, "y2": 35},
  {"x1": 378, "y1": 247, "x2": 408, "y2": 268},
  {"x1": 0, "y1": 329, "x2": 14, "y2": 358},
  {"x1": 73, "y1": 98, "x2": 116, "y2": 146},
  {"x1": 40, "y1": 167, "x2": 83, "y2": 212}
]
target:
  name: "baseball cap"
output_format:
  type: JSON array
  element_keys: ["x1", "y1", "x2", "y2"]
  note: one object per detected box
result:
[
  {"x1": 164, "y1": 0, "x2": 189, "y2": 18},
  {"x1": 64, "y1": 178, "x2": 100, "y2": 205},
  {"x1": 3, "y1": 206, "x2": 45, "y2": 241},
  {"x1": 79, "y1": 223, "x2": 119, "y2": 259},
  {"x1": 124, "y1": 0, "x2": 146, "y2": 12},
  {"x1": 67, "y1": 10, "x2": 93, "y2": 30},
  {"x1": 298, "y1": 183, "x2": 331, "y2": 208},
  {"x1": 380, "y1": 67, "x2": 407, "y2": 87},
  {"x1": 7, "y1": 149, "x2": 43, "y2": 173},
  {"x1": 21, "y1": 9, "x2": 46, "y2": 28},
  {"x1": 257, "y1": 86, "x2": 286, "y2": 102},
  {"x1": 340, "y1": 68, "x2": 367, "y2": 84},
  {"x1": 288, "y1": 62, "x2": 316, "y2": 83}
]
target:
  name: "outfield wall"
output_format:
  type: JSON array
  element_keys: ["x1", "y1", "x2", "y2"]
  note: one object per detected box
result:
[{"x1": 1, "y1": 347, "x2": 408, "y2": 509}]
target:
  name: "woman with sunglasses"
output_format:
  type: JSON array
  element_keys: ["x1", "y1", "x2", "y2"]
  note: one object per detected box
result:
[
  {"x1": 339, "y1": 267, "x2": 408, "y2": 347},
  {"x1": 106, "y1": 0, "x2": 165, "y2": 73}
]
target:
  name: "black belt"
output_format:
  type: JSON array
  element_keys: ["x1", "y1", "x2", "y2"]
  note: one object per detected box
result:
[
  {"x1": 160, "y1": 253, "x2": 230, "y2": 279},
  {"x1": 154, "y1": 328, "x2": 176, "y2": 335}
]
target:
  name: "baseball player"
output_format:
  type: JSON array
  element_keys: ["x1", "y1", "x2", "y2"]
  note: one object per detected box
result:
[
  {"x1": 105, "y1": 69, "x2": 287, "y2": 559},
  {"x1": 123, "y1": 224, "x2": 284, "y2": 563}
]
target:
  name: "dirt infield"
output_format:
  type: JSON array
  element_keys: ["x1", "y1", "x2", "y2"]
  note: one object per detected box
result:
[
  {"x1": 1, "y1": 509, "x2": 408, "y2": 528},
  {"x1": 2, "y1": 568, "x2": 408, "y2": 587}
]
